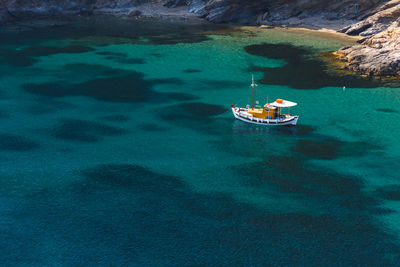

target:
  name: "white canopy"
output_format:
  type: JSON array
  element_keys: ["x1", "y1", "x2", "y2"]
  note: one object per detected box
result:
[{"x1": 269, "y1": 99, "x2": 297, "y2": 108}]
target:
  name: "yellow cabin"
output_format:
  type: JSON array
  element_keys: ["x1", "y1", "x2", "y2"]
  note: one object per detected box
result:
[{"x1": 247, "y1": 106, "x2": 278, "y2": 119}]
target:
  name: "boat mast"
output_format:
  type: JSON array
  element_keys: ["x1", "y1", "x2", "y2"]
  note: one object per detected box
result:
[{"x1": 250, "y1": 74, "x2": 257, "y2": 109}]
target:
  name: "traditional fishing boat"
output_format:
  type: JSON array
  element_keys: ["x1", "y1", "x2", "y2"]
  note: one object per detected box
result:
[{"x1": 231, "y1": 75, "x2": 299, "y2": 126}]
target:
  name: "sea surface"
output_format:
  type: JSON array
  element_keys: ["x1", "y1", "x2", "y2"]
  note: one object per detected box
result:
[{"x1": 0, "y1": 16, "x2": 400, "y2": 266}]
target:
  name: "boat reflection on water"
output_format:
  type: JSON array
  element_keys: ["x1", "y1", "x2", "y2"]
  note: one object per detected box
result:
[{"x1": 231, "y1": 120, "x2": 300, "y2": 136}]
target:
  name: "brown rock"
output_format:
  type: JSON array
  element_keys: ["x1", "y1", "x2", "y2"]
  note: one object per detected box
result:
[
  {"x1": 337, "y1": 1, "x2": 400, "y2": 77},
  {"x1": 341, "y1": 0, "x2": 400, "y2": 37},
  {"x1": 338, "y1": 19, "x2": 400, "y2": 76},
  {"x1": 128, "y1": 9, "x2": 141, "y2": 17}
]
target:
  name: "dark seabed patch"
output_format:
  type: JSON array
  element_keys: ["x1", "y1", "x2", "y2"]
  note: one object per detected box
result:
[
  {"x1": 210, "y1": 123, "x2": 316, "y2": 159},
  {"x1": 288, "y1": 124, "x2": 315, "y2": 136},
  {"x1": 0, "y1": 16, "x2": 225, "y2": 48},
  {"x1": 52, "y1": 119, "x2": 126, "y2": 142},
  {"x1": 158, "y1": 102, "x2": 229, "y2": 135},
  {"x1": 23, "y1": 81, "x2": 74, "y2": 97},
  {"x1": 99, "y1": 115, "x2": 130, "y2": 122},
  {"x1": 62, "y1": 63, "x2": 131, "y2": 78},
  {"x1": 82, "y1": 164, "x2": 166, "y2": 188},
  {"x1": 375, "y1": 185, "x2": 400, "y2": 200},
  {"x1": 22, "y1": 65, "x2": 184, "y2": 103},
  {"x1": 236, "y1": 155, "x2": 380, "y2": 211},
  {"x1": 210, "y1": 132, "x2": 274, "y2": 159},
  {"x1": 25, "y1": 98, "x2": 75, "y2": 115},
  {"x1": 149, "y1": 77, "x2": 185, "y2": 85},
  {"x1": 95, "y1": 51, "x2": 128, "y2": 57},
  {"x1": 82, "y1": 164, "x2": 179, "y2": 189},
  {"x1": 292, "y1": 139, "x2": 339, "y2": 160},
  {"x1": 146, "y1": 33, "x2": 210, "y2": 45},
  {"x1": 376, "y1": 108, "x2": 398, "y2": 113},
  {"x1": 106, "y1": 57, "x2": 145, "y2": 64},
  {"x1": 244, "y1": 43, "x2": 381, "y2": 89},
  {"x1": 160, "y1": 102, "x2": 227, "y2": 120},
  {"x1": 0, "y1": 109, "x2": 8, "y2": 119},
  {"x1": 184, "y1": 68, "x2": 202, "y2": 73},
  {"x1": 0, "y1": 53, "x2": 38, "y2": 67},
  {"x1": 164, "y1": 92, "x2": 199, "y2": 101},
  {"x1": 0, "y1": 45, "x2": 94, "y2": 67},
  {"x1": 150, "y1": 53, "x2": 163, "y2": 57},
  {"x1": 291, "y1": 138, "x2": 382, "y2": 160},
  {"x1": 200, "y1": 79, "x2": 247, "y2": 90},
  {"x1": 137, "y1": 123, "x2": 168, "y2": 132},
  {"x1": 21, "y1": 63, "x2": 185, "y2": 103},
  {"x1": 23, "y1": 72, "x2": 187, "y2": 103},
  {"x1": 77, "y1": 75, "x2": 153, "y2": 102},
  {"x1": 0, "y1": 134, "x2": 40, "y2": 151},
  {"x1": 1, "y1": 163, "x2": 399, "y2": 266},
  {"x1": 19, "y1": 45, "x2": 95, "y2": 56}
]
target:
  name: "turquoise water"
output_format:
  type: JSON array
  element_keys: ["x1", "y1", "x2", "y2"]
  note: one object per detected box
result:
[{"x1": 1, "y1": 17, "x2": 400, "y2": 266}]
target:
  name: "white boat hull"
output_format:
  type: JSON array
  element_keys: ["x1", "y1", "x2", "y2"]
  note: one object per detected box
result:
[{"x1": 232, "y1": 107, "x2": 298, "y2": 126}]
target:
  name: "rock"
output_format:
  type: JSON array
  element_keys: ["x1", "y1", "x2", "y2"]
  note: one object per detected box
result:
[
  {"x1": 338, "y1": 19, "x2": 400, "y2": 76},
  {"x1": 128, "y1": 9, "x2": 141, "y2": 17},
  {"x1": 188, "y1": 0, "x2": 384, "y2": 25},
  {"x1": 340, "y1": 0, "x2": 400, "y2": 37},
  {"x1": 164, "y1": 0, "x2": 187, "y2": 8},
  {"x1": 0, "y1": 2, "x2": 10, "y2": 23},
  {"x1": 337, "y1": 1, "x2": 400, "y2": 77},
  {"x1": 259, "y1": 25, "x2": 274, "y2": 29}
]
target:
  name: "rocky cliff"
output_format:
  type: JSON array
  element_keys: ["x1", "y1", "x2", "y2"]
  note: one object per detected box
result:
[
  {"x1": 336, "y1": 0, "x2": 400, "y2": 76},
  {"x1": 188, "y1": 0, "x2": 383, "y2": 25},
  {"x1": 0, "y1": 0, "x2": 399, "y2": 77},
  {"x1": 0, "y1": 0, "x2": 387, "y2": 25}
]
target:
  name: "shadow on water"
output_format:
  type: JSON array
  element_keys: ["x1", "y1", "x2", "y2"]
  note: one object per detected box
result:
[
  {"x1": 1, "y1": 163, "x2": 399, "y2": 265},
  {"x1": 244, "y1": 43, "x2": 382, "y2": 89}
]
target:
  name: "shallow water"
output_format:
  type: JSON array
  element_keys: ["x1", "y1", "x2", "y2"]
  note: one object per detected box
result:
[{"x1": 1, "y1": 16, "x2": 400, "y2": 266}]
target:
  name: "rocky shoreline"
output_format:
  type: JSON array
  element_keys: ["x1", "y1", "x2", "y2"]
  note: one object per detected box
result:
[
  {"x1": 1, "y1": 0, "x2": 399, "y2": 78},
  {"x1": 336, "y1": 1, "x2": 400, "y2": 77}
]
